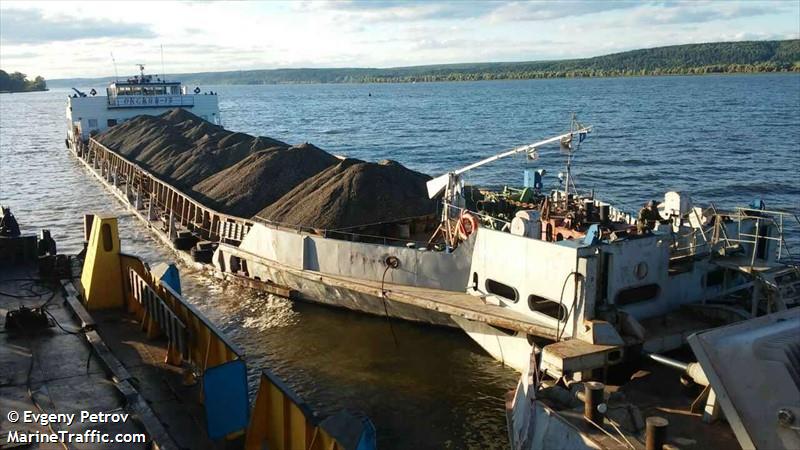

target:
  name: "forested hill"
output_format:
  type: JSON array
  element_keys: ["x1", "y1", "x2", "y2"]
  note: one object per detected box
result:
[
  {"x1": 0, "y1": 70, "x2": 47, "y2": 92},
  {"x1": 50, "y1": 39, "x2": 799, "y2": 87}
]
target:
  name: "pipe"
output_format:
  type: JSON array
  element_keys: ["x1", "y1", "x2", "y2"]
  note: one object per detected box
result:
[
  {"x1": 646, "y1": 353, "x2": 709, "y2": 386},
  {"x1": 583, "y1": 381, "x2": 605, "y2": 424},
  {"x1": 647, "y1": 353, "x2": 689, "y2": 371},
  {"x1": 645, "y1": 416, "x2": 669, "y2": 450}
]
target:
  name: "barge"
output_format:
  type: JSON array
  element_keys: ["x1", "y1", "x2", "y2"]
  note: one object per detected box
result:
[{"x1": 0, "y1": 207, "x2": 374, "y2": 449}]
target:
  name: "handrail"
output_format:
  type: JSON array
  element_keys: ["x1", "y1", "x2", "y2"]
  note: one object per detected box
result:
[
  {"x1": 123, "y1": 257, "x2": 244, "y2": 368},
  {"x1": 88, "y1": 138, "x2": 250, "y2": 227},
  {"x1": 159, "y1": 279, "x2": 244, "y2": 359},
  {"x1": 89, "y1": 138, "x2": 430, "y2": 247}
]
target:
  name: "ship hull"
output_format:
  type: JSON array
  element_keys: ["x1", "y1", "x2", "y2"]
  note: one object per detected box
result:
[{"x1": 66, "y1": 138, "x2": 462, "y2": 329}]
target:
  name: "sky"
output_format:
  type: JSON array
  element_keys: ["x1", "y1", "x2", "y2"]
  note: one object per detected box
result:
[{"x1": 0, "y1": 0, "x2": 798, "y2": 80}]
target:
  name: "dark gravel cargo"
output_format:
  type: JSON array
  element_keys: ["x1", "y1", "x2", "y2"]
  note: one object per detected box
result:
[
  {"x1": 258, "y1": 158, "x2": 435, "y2": 230},
  {"x1": 96, "y1": 108, "x2": 435, "y2": 231}
]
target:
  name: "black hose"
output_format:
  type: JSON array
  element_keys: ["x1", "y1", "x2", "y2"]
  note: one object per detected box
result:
[
  {"x1": 556, "y1": 271, "x2": 581, "y2": 341},
  {"x1": 380, "y1": 257, "x2": 400, "y2": 347}
]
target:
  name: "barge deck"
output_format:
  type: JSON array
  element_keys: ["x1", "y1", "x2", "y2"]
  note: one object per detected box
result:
[
  {"x1": 1, "y1": 245, "x2": 178, "y2": 448},
  {"x1": 0, "y1": 211, "x2": 375, "y2": 449}
]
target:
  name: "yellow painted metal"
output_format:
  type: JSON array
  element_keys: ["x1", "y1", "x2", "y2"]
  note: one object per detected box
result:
[
  {"x1": 80, "y1": 215, "x2": 124, "y2": 310},
  {"x1": 116, "y1": 247, "x2": 354, "y2": 449},
  {"x1": 123, "y1": 260, "x2": 244, "y2": 396},
  {"x1": 245, "y1": 373, "x2": 345, "y2": 450}
]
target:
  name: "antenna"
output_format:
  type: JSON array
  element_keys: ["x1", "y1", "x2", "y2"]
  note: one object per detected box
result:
[
  {"x1": 111, "y1": 52, "x2": 119, "y2": 82},
  {"x1": 160, "y1": 44, "x2": 166, "y2": 82}
]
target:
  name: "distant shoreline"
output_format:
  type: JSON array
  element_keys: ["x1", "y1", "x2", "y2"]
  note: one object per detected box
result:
[
  {"x1": 0, "y1": 88, "x2": 49, "y2": 94},
  {"x1": 48, "y1": 39, "x2": 799, "y2": 88},
  {"x1": 208, "y1": 68, "x2": 800, "y2": 86},
  {"x1": 48, "y1": 69, "x2": 800, "y2": 90}
]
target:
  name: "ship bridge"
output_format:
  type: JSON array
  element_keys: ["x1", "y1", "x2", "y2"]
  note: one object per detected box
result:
[
  {"x1": 66, "y1": 65, "x2": 220, "y2": 141},
  {"x1": 106, "y1": 68, "x2": 193, "y2": 108}
]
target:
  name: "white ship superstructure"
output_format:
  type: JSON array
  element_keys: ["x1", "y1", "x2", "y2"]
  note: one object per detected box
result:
[{"x1": 66, "y1": 65, "x2": 220, "y2": 143}]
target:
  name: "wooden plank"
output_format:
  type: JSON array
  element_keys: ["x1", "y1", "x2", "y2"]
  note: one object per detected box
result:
[
  {"x1": 85, "y1": 330, "x2": 133, "y2": 383},
  {"x1": 118, "y1": 380, "x2": 179, "y2": 450},
  {"x1": 61, "y1": 280, "x2": 96, "y2": 329}
]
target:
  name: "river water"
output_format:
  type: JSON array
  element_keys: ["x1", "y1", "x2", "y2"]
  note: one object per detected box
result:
[{"x1": 1, "y1": 74, "x2": 798, "y2": 449}]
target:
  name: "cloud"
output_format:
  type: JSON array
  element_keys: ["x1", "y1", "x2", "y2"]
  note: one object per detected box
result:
[
  {"x1": 301, "y1": 0, "x2": 498, "y2": 22},
  {"x1": 487, "y1": 1, "x2": 639, "y2": 22},
  {"x1": 0, "y1": 8, "x2": 156, "y2": 43},
  {"x1": 630, "y1": 3, "x2": 779, "y2": 25},
  {"x1": 594, "y1": 1, "x2": 793, "y2": 28}
]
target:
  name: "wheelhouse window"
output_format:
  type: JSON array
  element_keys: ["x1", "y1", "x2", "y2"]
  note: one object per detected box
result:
[
  {"x1": 528, "y1": 295, "x2": 567, "y2": 321},
  {"x1": 485, "y1": 279, "x2": 518, "y2": 302}
]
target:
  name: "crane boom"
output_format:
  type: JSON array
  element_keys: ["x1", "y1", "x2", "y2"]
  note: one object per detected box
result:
[{"x1": 426, "y1": 126, "x2": 592, "y2": 198}]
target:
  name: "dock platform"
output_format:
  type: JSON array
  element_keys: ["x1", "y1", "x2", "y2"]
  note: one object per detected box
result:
[{"x1": 0, "y1": 263, "x2": 184, "y2": 449}]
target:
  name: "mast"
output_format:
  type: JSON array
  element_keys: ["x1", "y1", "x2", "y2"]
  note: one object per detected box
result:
[{"x1": 161, "y1": 45, "x2": 166, "y2": 82}]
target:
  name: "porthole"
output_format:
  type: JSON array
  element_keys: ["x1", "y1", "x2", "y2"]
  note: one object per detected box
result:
[
  {"x1": 485, "y1": 279, "x2": 518, "y2": 302},
  {"x1": 634, "y1": 261, "x2": 648, "y2": 280},
  {"x1": 528, "y1": 295, "x2": 567, "y2": 321}
]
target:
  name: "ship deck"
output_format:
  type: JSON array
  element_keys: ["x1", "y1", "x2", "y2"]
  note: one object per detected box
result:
[
  {"x1": 0, "y1": 253, "x2": 218, "y2": 449},
  {"x1": 534, "y1": 353, "x2": 739, "y2": 449}
]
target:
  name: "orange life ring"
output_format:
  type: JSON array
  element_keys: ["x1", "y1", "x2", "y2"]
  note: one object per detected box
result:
[{"x1": 458, "y1": 212, "x2": 479, "y2": 240}]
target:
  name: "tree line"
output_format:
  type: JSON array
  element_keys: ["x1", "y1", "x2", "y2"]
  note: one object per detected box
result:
[
  {"x1": 180, "y1": 40, "x2": 799, "y2": 85},
  {"x1": 360, "y1": 61, "x2": 800, "y2": 83},
  {"x1": 0, "y1": 70, "x2": 47, "y2": 92},
  {"x1": 49, "y1": 39, "x2": 799, "y2": 87}
]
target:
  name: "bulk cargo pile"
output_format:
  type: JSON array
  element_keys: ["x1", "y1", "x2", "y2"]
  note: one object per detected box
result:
[{"x1": 95, "y1": 109, "x2": 436, "y2": 230}]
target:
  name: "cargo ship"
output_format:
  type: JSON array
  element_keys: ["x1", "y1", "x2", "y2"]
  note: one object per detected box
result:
[{"x1": 64, "y1": 72, "x2": 799, "y2": 380}]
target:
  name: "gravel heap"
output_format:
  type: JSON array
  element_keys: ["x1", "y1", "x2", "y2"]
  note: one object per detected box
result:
[
  {"x1": 193, "y1": 143, "x2": 339, "y2": 217},
  {"x1": 258, "y1": 158, "x2": 435, "y2": 229},
  {"x1": 96, "y1": 109, "x2": 436, "y2": 230}
]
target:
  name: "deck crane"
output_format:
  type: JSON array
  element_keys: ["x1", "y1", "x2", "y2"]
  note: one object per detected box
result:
[{"x1": 425, "y1": 119, "x2": 592, "y2": 207}]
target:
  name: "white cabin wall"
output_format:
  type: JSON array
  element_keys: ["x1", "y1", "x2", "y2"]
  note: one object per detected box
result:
[
  {"x1": 602, "y1": 234, "x2": 670, "y2": 319},
  {"x1": 67, "y1": 95, "x2": 220, "y2": 139},
  {"x1": 468, "y1": 228, "x2": 596, "y2": 336}
]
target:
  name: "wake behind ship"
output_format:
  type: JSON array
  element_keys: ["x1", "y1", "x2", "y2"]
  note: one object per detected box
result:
[{"x1": 65, "y1": 71, "x2": 800, "y2": 449}]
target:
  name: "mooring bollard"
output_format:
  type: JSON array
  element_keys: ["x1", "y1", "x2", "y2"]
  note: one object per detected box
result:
[
  {"x1": 583, "y1": 381, "x2": 605, "y2": 424},
  {"x1": 646, "y1": 416, "x2": 669, "y2": 450}
]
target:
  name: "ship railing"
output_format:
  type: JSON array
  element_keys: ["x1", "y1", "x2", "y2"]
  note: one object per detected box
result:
[
  {"x1": 107, "y1": 94, "x2": 195, "y2": 109},
  {"x1": 120, "y1": 254, "x2": 367, "y2": 446},
  {"x1": 87, "y1": 138, "x2": 254, "y2": 244},
  {"x1": 125, "y1": 264, "x2": 243, "y2": 372},
  {"x1": 442, "y1": 202, "x2": 512, "y2": 227},
  {"x1": 706, "y1": 205, "x2": 800, "y2": 271}
]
